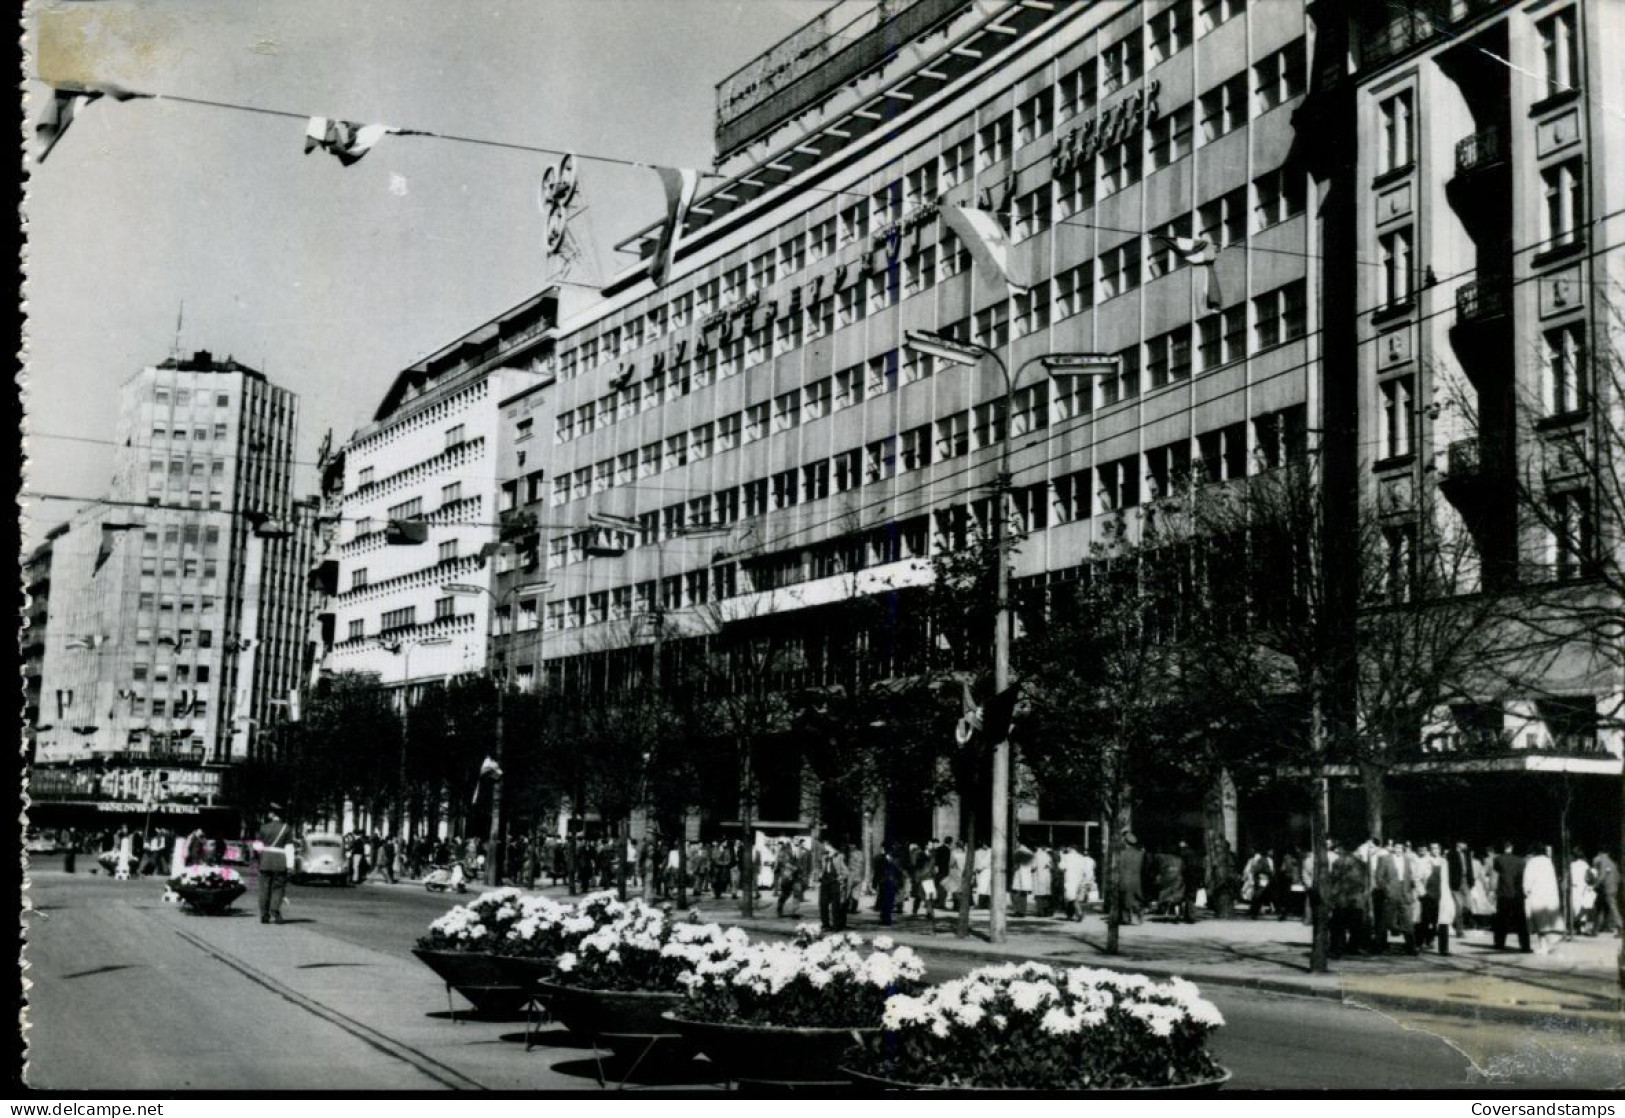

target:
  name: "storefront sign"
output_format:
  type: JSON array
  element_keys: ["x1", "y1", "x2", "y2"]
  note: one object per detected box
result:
[{"x1": 1051, "y1": 80, "x2": 1161, "y2": 178}]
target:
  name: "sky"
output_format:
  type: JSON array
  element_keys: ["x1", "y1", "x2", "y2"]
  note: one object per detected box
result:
[{"x1": 20, "y1": 0, "x2": 821, "y2": 547}]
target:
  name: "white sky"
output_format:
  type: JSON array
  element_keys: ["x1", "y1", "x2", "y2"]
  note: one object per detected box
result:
[{"x1": 21, "y1": 0, "x2": 820, "y2": 547}]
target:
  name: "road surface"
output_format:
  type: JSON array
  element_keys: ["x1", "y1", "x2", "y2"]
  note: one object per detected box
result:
[{"x1": 23, "y1": 869, "x2": 1620, "y2": 1091}]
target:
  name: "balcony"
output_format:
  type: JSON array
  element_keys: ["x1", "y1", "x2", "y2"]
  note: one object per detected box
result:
[
  {"x1": 1438, "y1": 437, "x2": 1496, "y2": 508},
  {"x1": 1454, "y1": 125, "x2": 1505, "y2": 177},
  {"x1": 1455, "y1": 275, "x2": 1509, "y2": 324}
]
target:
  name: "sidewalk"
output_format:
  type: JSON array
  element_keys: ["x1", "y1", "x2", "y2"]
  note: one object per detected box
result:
[{"x1": 471, "y1": 879, "x2": 1623, "y2": 1033}]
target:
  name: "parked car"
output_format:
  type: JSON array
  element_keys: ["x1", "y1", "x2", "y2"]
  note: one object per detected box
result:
[{"x1": 294, "y1": 833, "x2": 349, "y2": 885}]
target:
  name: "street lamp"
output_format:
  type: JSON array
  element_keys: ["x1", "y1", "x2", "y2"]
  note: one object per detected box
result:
[
  {"x1": 588, "y1": 513, "x2": 736, "y2": 907},
  {"x1": 442, "y1": 578, "x2": 552, "y2": 885},
  {"x1": 903, "y1": 329, "x2": 1118, "y2": 944},
  {"x1": 383, "y1": 635, "x2": 452, "y2": 839}
]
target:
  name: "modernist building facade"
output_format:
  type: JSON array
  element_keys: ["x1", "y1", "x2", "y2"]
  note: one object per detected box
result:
[
  {"x1": 523, "y1": 0, "x2": 1321, "y2": 839},
  {"x1": 322, "y1": 289, "x2": 567, "y2": 699},
  {"x1": 30, "y1": 352, "x2": 316, "y2": 825}
]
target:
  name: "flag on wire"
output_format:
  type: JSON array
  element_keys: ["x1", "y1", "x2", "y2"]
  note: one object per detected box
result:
[
  {"x1": 1155, "y1": 234, "x2": 1224, "y2": 310},
  {"x1": 303, "y1": 117, "x2": 401, "y2": 166},
  {"x1": 954, "y1": 682, "x2": 1019, "y2": 747},
  {"x1": 35, "y1": 80, "x2": 149, "y2": 163},
  {"x1": 648, "y1": 166, "x2": 700, "y2": 288},
  {"x1": 940, "y1": 203, "x2": 1028, "y2": 298},
  {"x1": 479, "y1": 757, "x2": 503, "y2": 780}
]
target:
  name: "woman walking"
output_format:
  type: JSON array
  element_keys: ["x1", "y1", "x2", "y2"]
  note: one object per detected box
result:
[{"x1": 1523, "y1": 843, "x2": 1564, "y2": 955}]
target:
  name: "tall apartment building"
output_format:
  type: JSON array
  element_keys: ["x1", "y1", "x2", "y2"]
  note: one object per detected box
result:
[
  {"x1": 1339, "y1": 0, "x2": 1624, "y2": 835},
  {"x1": 31, "y1": 352, "x2": 315, "y2": 828},
  {"x1": 323, "y1": 289, "x2": 566, "y2": 697},
  {"x1": 22, "y1": 523, "x2": 67, "y2": 762}
]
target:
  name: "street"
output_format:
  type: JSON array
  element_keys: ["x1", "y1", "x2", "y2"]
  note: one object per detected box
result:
[{"x1": 23, "y1": 869, "x2": 1622, "y2": 1092}]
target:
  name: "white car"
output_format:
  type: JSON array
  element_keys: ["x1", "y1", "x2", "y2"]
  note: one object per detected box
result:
[{"x1": 293, "y1": 833, "x2": 349, "y2": 885}]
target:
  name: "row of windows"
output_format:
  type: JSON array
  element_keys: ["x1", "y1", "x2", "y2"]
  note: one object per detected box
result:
[
  {"x1": 130, "y1": 662, "x2": 212, "y2": 683},
  {"x1": 550, "y1": 278, "x2": 1306, "y2": 515},
  {"x1": 550, "y1": 4, "x2": 1286, "y2": 384},
  {"x1": 547, "y1": 388, "x2": 1307, "y2": 576},
  {"x1": 152, "y1": 389, "x2": 233, "y2": 409},
  {"x1": 142, "y1": 526, "x2": 224, "y2": 551},
  {"x1": 538, "y1": 406, "x2": 1304, "y2": 630},
  {"x1": 554, "y1": 168, "x2": 1306, "y2": 450}
]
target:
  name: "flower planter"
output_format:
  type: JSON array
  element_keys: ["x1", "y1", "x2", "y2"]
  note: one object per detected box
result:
[
  {"x1": 174, "y1": 882, "x2": 246, "y2": 915},
  {"x1": 838, "y1": 1065, "x2": 1232, "y2": 1094},
  {"x1": 664, "y1": 1013, "x2": 877, "y2": 1085},
  {"x1": 492, "y1": 954, "x2": 555, "y2": 990},
  {"x1": 412, "y1": 949, "x2": 529, "y2": 1016},
  {"x1": 535, "y1": 980, "x2": 693, "y2": 1061}
]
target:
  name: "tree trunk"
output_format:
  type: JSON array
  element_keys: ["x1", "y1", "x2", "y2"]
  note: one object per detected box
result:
[
  {"x1": 1103, "y1": 785, "x2": 1132, "y2": 956},
  {"x1": 1202, "y1": 767, "x2": 1236, "y2": 919},
  {"x1": 1360, "y1": 758, "x2": 1386, "y2": 843},
  {"x1": 1308, "y1": 690, "x2": 1332, "y2": 974},
  {"x1": 957, "y1": 813, "x2": 975, "y2": 938}
]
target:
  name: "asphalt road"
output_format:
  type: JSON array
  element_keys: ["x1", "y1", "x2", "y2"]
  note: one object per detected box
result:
[{"x1": 22, "y1": 869, "x2": 1618, "y2": 1092}]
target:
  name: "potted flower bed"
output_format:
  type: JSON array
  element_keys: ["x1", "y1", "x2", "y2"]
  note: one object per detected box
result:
[
  {"x1": 664, "y1": 925, "x2": 928, "y2": 1087},
  {"x1": 536, "y1": 897, "x2": 733, "y2": 1064},
  {"x1": 490, "y1": 893, "x2": 575, "y2": 989},
  {"x1": 170, "y1": 864, "x2": 246, "y2": 914},
  {"x1": 412, "y1": 888, "x2": 532, "y2": 1015},
  {"x1": 842, "y1": 962, "x2": 1229, "y2": 1092}
]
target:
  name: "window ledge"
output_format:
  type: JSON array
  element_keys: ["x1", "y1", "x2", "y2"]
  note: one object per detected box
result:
[
  {"x1": 1534, "y1": 408, "x2": 1588, "y2": 432},
  {"x1": 1530, "y1": 237, "x2": 1586, "y2": 269},
  {"x1": 1373, "y1": 452, "x2": 1415, "y2": 471},
  {"x1": 1371, "y1": 163, "x2": 1415, "y2": 191},
  {"x1": 1370, "y1": 299, "x2": 1416, "y2": 326},
  {"x1": 1528, "y1": 86, "x2": 1581, "y2": 118}
]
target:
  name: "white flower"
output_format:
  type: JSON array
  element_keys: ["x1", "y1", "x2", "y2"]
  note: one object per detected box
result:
[
  {"x1": 1040, "y1": 1007, "x2": 1081, "y2": 1035},
  {"x1": 872, "y1": 935, "x2": 894, "y2": 951}
]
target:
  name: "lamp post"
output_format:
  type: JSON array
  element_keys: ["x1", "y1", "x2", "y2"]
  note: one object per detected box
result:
[
  {"x1": 442, "y1": 578, "x2": 552, "y2": 886},
  {"x1": 382, "y1": 635, "x2": 452, "y2": 840},
  {"x1": 588, "y1": 514, "x2": 733, "y2": 907},
  {"x1": 903, "y1": 330, "x2": 1117, "y2": 944}
]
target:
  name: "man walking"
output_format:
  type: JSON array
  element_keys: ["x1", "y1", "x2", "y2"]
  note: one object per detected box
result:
[
  {"x1": 1492, "y1": 841, "x2": 1531, "y2": 952},
  {"x1": 818, "y1": 837, "x2": 850, "y2": 931},
  {"x1": 1448, "y1": 841, "x2": 1475, "y2": 935},
  {"x1": 257, "y1": 805, "x2": 295, "y2": 925},
  {"x1": 1590, "y1": 848, "x2": 1621, "y2": 935}
]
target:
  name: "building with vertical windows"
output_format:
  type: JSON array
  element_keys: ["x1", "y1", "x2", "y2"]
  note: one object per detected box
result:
[
  {"x1": 343, "y1": 0, "x2": 1620, "y2": 851},
  {"x1": 1336, "y1": 0, "x2": 1624, "y2": 836},
  {"x1": 30, "y1": 351, "x2": 316, "y2": 829},
  {"x1": 323, "y1": 289, "x2": 567, "y2": 699},
  {"x1": 22, "y1": 523, "x2": 68, "y2": 762},
  {"x1": 525, "y1": 0, "x2": 1321, "y2": 843}
]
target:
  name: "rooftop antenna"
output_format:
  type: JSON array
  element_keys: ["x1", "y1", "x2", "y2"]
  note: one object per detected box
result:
[{"x1": 171, "y1": 300, "x2": 184, "y2": 360}]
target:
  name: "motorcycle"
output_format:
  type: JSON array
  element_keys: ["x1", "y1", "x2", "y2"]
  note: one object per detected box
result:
[{"x1": 424, "y1": 861, "x2": 469, "y2": 894}]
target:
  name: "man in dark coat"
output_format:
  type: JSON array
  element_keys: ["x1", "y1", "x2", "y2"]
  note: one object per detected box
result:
[
  {"x1": 1327, "y1": 844, "x2": 1368, "y2": 957},
  {"x1": 1448, "y1": 841, "x2": 1475, "y2": 934},
  {"x1": 1116, "y1": 833, "x2": 1145, "y2": 926},
  {"x1": 256, "y1": 805, "x2": 294, "y2": 925},
  {"x1": 1492, "y1": 841, "x2": 1530, "y2": 952},
  {"x1": 1591, "y1": 850, "x2": 1621, "y2": 935}
]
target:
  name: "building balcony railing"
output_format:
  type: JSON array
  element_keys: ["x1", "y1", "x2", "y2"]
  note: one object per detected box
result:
[
  {"x1": 1454, "y1": 125, "x2": 1505, "y2": 176},
  {"x1": 1455, "y1": 275, "x2": 1509, "y2": 324}
]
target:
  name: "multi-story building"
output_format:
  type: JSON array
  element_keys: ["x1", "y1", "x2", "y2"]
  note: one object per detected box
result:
[
  {"x1": 30, "y1": 351, "x2": 315, "y2": 829},
  {"x1": 22, "y1": 523, "x2": 67, "y2": 762},
  {"x1": 347, "y1": 0, "x2": 1621, "y2": 851},
  {"x1": 489, "y1": 379, "x2": 556, "y2": 693},
  {"x1": 1339, "y1": 0, "x2": 1623, "y2": 838},
  {"x1": 525, "y1": 0, "x2": 1322, "y2": 842},
  {"x1": 324, "y1": 289, "x2": 567, "y2": 699}
]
